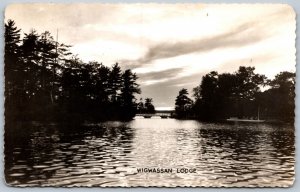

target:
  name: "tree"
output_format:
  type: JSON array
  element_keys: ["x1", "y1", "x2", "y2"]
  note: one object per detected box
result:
[
  {"x1": 61, "y1": 58, "x2": 90, "y2": 115},
  {"x1": 38, "y1": 31, "x2": 58, "y2": 104},
  {"x1": 5, "y1": 20, "x2": 142, "y2": 122},
  {"x1": 260, "y1": 72, "x2": 295, "y2": 122},
  {"x1": 175, "y1": 88, "x2": 193, "y2": 118},
  {"x1": 137, "y1": 98, "x2": 145, "y2": 113},
  {"x1": 200, "y1": 71, "x2": 218, "y2": 102},
  {"x1": 5, "y1": 20, "x2": 21, "y2": 99},
  {"x1": 270, "y1": 71, "x2": 295, "y2": 90},
  {"x1": 234, "y1": 66, "x2": 266, "y2": 100},
  {"x1": 144, "y1": 98, "x2": 155, "y2": 113},
  {"x1": 120, "y1": 69, "x2": 141, "y2": 119},
  {"x1": 5, "y1": 20, "x2": 22, "y2": 120},
  {"x1": 185, "y1": 66, "x2": 272, "y2": 121},
  {"x1": 198, "y1": 71, "x2": 218, "y2": 120},
  {"x1": 232, "y1": 67, "x2": 266, "y2": 118},
  {"x1": 192, "y1": 86, "x2": 201, "y2": 100},
  {"x1": 108, "y1": 63, "x2": 122, "y2": 103},
  {"x1": 5, "y1": 20, "x2": 21, "y2": 57},
  {"x1": 20, "y1": 30, "x2": 41, "y2": 100},
  {"x1": 215, "y1": 73, "x2": 237, "y2": 118},
  {"x1": 94, "y1": 63, "x2": 110, "y2": 103}
]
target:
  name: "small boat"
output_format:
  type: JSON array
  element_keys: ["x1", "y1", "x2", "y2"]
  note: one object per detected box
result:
[{"x1": 226, "y1": 117, "x2": 265, "y2": 123}]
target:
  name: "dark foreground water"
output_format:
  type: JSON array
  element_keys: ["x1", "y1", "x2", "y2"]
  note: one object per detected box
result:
[{"x1": 5, "y1": 118, "x2": 294, "y2": 187}]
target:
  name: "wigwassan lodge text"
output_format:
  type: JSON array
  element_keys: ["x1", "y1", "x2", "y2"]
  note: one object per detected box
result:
[{"x1": 137, "y1": 168, "x2": 173, "y2": 173}]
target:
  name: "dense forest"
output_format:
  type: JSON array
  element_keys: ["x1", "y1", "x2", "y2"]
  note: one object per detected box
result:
[
  {"x1": 175, "y1": 67, "x2": 295, "y2": 123},
  {"x1": 5, "y1": 20, "x2": 146, "y2": 122}
]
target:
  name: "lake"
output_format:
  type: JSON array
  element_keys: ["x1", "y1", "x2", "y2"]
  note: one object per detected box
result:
[{"x1": 5, "y1": 118, "x2": 295, "y2": 187}]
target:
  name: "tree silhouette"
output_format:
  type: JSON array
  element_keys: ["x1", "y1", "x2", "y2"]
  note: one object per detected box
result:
[
  {"x1": 175, "y1": 88, "x2": 193, "y2": 119},
  {"x1": 144, "y1": 98, "x2": 155, "y2": 113},
  {"x1": 108, "y1": 63, "x2": 122, "y2": 103},
  {"x1": 234, "y1": 66, "x2": 266, "y2": 100},
  {"x1": 120, "y1": 69, "x2": 141, "y2": 119},
  {"x1": 5, "y1": 20, "x2": 21, "y2": 93},
  {"x1": 258, "y1": 72, "x2": 295, "y2": 122},
  {"x1": 5, "y1": 20, "x2": 142, "y2": 122},
  {"x1": 5, "y1": 20, "x2": 22, "y2": 121},
  {"x1": 196, "y1": 71, "x2": 218, "y2": 120},
  {"x1": 179, "y1": 67, "x2": 294, "y2": 122},
  {"x1": 137, "y1": 98, "x2": 145, "y2": 113}
]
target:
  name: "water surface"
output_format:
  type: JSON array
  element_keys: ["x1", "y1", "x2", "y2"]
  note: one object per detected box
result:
[{"x1": 5, "y1": 118, "x2": 294, "y2": 187}]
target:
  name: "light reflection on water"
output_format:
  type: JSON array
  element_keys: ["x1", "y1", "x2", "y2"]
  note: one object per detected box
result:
[{"x1": 5, "y1": 119, "x2": 294, "y2": 187}]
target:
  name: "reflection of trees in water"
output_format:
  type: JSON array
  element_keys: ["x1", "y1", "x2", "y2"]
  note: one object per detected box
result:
[
  {"x1": 93, "y1": 125, "x2": 135, "y2": 162},
  {"x1": 5, "y1": 122, "x2": 62, "y2": 183},
  {"x1": 196, "y1": 124, "x2": 295, "y2": 182},
  {"x1": 198, "y1": 126, "x2": 263, "y2": 160},
  {"x1": 5, "y1": 122, "x2": 135, "y2": 185},
  {"x1": 197, "y1": 124, "x2": 294, "y2": 167},
  {"x1": 102, "y1": 125, "x2": 134, "y2": 143},
  {"x1": 82, "y1": 123, "x2": 135, "y2": 156},
  {"x1": 269, "y1": 126, "x2": 294, "y2": 160}
]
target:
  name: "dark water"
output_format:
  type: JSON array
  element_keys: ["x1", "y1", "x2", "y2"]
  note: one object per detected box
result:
[{"x1": 5, "y1": 118, "x2": 294, "y2": 187}]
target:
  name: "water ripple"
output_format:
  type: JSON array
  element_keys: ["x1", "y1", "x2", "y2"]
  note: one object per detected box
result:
[{"x1": 5, "y1": 119, "x2": 294, "y2": 187}]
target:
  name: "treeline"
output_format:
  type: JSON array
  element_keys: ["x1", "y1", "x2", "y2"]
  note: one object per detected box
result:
[
  {"x1": 175, "y1": 66, "x2": 295, "y2": 123},
  {"x1": 5, "y1": 20, "x2": 142, "y2": 122}
]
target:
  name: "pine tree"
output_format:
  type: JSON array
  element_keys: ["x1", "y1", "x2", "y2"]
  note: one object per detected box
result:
[
  {"x1": 5, "y1": 20, "x2": 22, "y2": 120},
  {"x1": 108, "y1": 63, "x2": 122, "y2": 103},
  {"x1": 175, "y1": 88, "x2": 192, "y2": 118},
  {"x1": 120, "y1": 69, "x2": 141, "y2": 118},
  {"x1": 5, "y1": 20, "x2": 21, "y2": 99}
]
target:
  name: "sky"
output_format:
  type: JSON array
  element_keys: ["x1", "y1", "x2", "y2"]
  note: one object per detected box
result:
[{"x1": 5, "y1": 3, "x2": 296, "y2": 110}]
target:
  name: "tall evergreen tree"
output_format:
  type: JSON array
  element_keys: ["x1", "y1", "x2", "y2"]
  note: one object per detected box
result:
[
  {"x1": 95, "y1": 64, "x2": 110, "y2": 103},
  {"x1": 120, "y1": 69, "x2": 141, "y2": 119},
  {"x1": 175, "y1": 88, "x2": 193, "y2": 119},
  {"x1": 108, "y1": 63, "x2": 122, "y2": 103},
  {"x1": 5, "y1": 20, "x2": 22, "y2": 120},
  {"x1": 38, "y1": 31, "x2": 58, "y2": 104},
  {"x1": 5, "y1": 19, "x2": 21, "y2": 100},
  {"x1": 20, "y1": 30, "x2": 41, "y2": 100}
]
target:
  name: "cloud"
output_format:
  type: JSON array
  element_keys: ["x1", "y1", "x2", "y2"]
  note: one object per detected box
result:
[
  {"x1": 136, "y1": 21, "x2": 263, "y2": 65},
  {"x1": 121, "y1": 5, "x2": 294, "y2": 70},
  {"x1": 137, "y1": 68, "x2": 183, "y2": 80},
  {"x1": 134, "y1": 67, "x2": 184, "y2": 86},
  {"x1": 119, "y1": 21, "x2": 265, "y2": 71},
  {"x1": 5, "y1": 3, "x2": 121, "y2": 28}
]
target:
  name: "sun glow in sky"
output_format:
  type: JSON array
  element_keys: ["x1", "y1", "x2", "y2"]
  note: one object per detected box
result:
[{"x1": 5, "y1": 3, "x2": 296, "y2": 108}]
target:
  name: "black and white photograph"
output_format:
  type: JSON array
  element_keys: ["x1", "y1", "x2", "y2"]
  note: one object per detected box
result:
[{"x1": 4, "y1": 3, "x2": 295, "y2": 187}]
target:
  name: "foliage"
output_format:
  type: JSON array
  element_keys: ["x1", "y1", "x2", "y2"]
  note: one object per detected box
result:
[
  {"x1": 5, "y1": 20, "x2": 141, "y2": 122},
  {"x1": 175, "y1": 88, "x2": 193, "y2": 119},
  {"x1": 137, "y1": 98, "x2": 155, "y2": 114},
  {"x1": 177, "y1": 67, "x2": 295, "y2": 123}
]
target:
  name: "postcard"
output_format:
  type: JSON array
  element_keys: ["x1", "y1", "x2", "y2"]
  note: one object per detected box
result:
[{"x1": 4, "y1": 3, "x2": 295, "y2": 187}]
